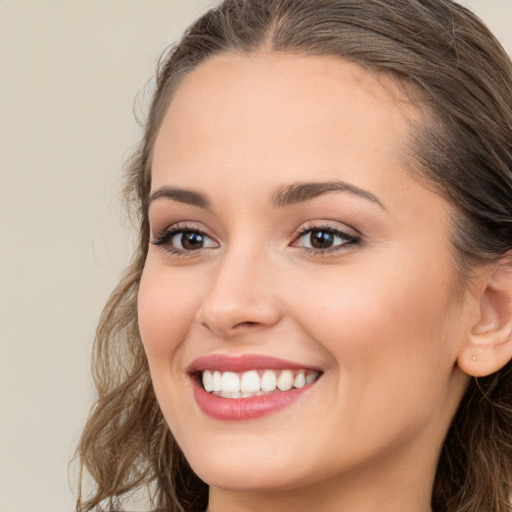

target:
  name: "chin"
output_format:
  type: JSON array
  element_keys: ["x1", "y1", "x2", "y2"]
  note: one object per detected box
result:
[
  {"x1": 181, "y1": 439, "x2": 308, "y2": 492},
  {"x1": 194, "y1": 464, "x2": 303, "y2": 493}
]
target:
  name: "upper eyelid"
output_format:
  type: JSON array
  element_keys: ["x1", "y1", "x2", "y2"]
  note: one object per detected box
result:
[
  {"x1": 296, "y1": 227, "x2": 357, "y2": 241},
  {"x1": 294, "y1": 220, "x2": 361, "y2": 238},
  {"x1": 152, "y1": 221, "x2": 212, "y2": 238}
]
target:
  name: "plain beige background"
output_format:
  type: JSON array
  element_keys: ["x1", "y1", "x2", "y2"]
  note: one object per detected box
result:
[{"x1": 0, "y1": 1, "x2": 510, "y2": 511}]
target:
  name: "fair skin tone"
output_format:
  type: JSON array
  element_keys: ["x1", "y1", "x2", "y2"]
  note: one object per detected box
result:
[{"x1": 138, "y1": 53, "x2": 512, "y2": 512}]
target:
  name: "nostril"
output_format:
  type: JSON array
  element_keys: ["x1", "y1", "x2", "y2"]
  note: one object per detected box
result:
[{"x1": 234, "y1": 321, "x2": 258, "y2": 328}]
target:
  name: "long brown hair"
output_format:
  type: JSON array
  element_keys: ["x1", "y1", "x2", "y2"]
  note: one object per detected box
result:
[{"x1": 76, "y1": 1, "x2": 512, "y2": 511}]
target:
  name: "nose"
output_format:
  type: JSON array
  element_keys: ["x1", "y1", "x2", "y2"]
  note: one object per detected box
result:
[{"x1": 196, "y1": 247, "x2": 282, "y2": 338}]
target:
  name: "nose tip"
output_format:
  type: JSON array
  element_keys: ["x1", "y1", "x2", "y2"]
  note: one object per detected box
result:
[
  {"x1": 197, "y1": 293, "x2": 281, "y2": 337},
  {"x1": 196, "y1": 272, "x2": 281, "y2": 338}
]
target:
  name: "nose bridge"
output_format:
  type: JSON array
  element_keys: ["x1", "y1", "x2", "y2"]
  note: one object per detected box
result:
[{"x1": 197, "y1": 238, "x2": 280, "y2": 336}]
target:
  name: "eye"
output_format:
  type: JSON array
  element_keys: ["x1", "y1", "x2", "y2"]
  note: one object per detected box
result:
[
  {"x1": 170, "y1": 230, "x2": 217, "y2": 251},
  {"x1": 152, "y1": 224, "x2": 218, "y2": 253},
  {"x1": 293, "y1": 225, "x2": 360, "y2": 253}
]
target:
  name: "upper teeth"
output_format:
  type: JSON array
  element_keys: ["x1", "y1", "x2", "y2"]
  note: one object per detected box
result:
[{"x1": 201, "y1": 369, "x2": 320, "y2": 398}]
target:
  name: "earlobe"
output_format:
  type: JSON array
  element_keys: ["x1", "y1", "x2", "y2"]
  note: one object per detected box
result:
[{"x1": 457, "y1": 257, "x2": 512, "y2": 377}]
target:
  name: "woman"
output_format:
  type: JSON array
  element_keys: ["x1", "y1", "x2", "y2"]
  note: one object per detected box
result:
[{"x1": 76, "y1": 0, "x2": 512, "y2": 511}]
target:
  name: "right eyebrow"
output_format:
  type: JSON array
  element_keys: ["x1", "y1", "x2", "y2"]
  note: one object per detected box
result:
[
  {"x1": 271, "y1": 180, "x2": 386, "y2": 210},
  {"x1": 146, "y1": 187, "x2": 210, "y2": 209}
]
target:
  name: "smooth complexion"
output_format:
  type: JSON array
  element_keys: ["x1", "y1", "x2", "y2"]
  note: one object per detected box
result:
[{"x1": 138, "y1": 53, "x2": 485, "y2": 512}]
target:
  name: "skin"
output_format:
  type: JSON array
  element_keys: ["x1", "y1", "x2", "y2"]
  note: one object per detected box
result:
[{"x1": 138, "y1": 53, "x2": 481, "y2": 512}]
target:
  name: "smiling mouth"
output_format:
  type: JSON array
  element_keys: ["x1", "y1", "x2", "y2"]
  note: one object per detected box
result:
[{"x1": 199, "y1": 369, "x2": 321, "y2": 398}]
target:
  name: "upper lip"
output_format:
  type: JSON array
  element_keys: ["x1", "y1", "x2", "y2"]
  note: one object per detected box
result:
[{"x1": 187, "y1": 354, "x2": 323, "y2": 374}]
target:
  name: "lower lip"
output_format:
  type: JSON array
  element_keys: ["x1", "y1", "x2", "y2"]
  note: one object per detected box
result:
[{"x1": 192, "y1": 378, "x2": 316, "y2": 421}]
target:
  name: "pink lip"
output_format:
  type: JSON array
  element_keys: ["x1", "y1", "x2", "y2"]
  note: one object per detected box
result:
[
  {"x1": 188, "y1": 354, "x2": 322, "y2": 421},
  {"x1": 192, "y1": 379, "x2": 316, "y2": 421},
  {"x1": 187, "y1": 354, "x2": 322, "y2": 373}
]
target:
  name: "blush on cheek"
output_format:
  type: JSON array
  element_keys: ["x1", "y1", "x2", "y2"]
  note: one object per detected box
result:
[
  {"x1": 297, "y1": 263, "x2": 456, "y2": 371},
  {"x1": 137, "y1": 267, "x2": 203, "y2": 359}
]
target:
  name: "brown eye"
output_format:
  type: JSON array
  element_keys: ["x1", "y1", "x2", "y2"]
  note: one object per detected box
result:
[
  {"x1": 294, "y1": 226, "x2": 359, "y2": 253},
  {"x1": 180, "y1": 231, "x2": 206, "y2": 250},
  {"x1": 152, "y1": 227, "x2": 219, "y2": 253},
  {"x1": 309, "y1": 230, "x2": 335, "y2": 249},
  {"x1": 169, "y1": 230, "x2": 218, "y2": 251}
]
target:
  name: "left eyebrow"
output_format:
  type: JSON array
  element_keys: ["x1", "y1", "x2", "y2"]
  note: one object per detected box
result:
[
  {"x1": 146, "y1": 187, "x2": 211, "y2": 209},
  {"x1": 271, "y1": 180, "x2": 386, "y2": 210}
]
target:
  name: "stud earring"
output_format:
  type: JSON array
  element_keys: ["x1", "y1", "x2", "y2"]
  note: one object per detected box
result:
[{"x1": 471, "y1": 355, "x2": 477, "y2": 361}]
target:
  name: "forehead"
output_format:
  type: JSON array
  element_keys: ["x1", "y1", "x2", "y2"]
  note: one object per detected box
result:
[{"x1": 151, "y1": 52, "x2": 419, "y2": 196}]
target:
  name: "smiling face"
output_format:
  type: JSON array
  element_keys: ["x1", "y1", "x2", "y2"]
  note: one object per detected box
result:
[{"x1": 138, "y1": 53, "x2": 473, "y2": 509}]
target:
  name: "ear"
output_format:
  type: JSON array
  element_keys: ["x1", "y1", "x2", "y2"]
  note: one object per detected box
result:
[{"x1": 457, "y1": 256, "x2": 512, "y2": 377}]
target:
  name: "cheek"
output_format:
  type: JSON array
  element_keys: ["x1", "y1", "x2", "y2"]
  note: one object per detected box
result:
[
  {"x1": 137, "y1": 260, "x2": 202, "y2": 362},
  {"x1": 287, "y1": 257, "x2": 461, "y2": 401},
  {"x1": 287, "y1": 264, "x2": 463, "y2": 454}
]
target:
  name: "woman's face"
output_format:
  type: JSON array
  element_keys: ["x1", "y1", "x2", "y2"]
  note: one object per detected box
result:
[{"x1": 138, "y1": 53, "x2": 471, "y2": 498}]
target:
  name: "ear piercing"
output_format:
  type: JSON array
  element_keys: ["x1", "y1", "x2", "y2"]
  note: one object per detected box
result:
[{"x1": 471, "y1": 355, "x2": 477, "y2": 361}]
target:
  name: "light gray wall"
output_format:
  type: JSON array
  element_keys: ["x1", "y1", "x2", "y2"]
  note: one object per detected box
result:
[
  {"x1": 0, "y1": 2, "x2": 214, "y2": 511},
  {"x1": 0, "y1": 1, "x2": 510, "y2": 511}
]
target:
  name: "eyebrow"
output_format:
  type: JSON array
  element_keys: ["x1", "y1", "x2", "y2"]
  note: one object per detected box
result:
[
  {"x1": 147, "y1": 180, "x2": 385, "y2": 211},
  {"x1": 271, "y1": 181, "x2": 386, "y2": 209},
  {"x1": 147, "y1": 187, "x2": 210, "y2": 209}
]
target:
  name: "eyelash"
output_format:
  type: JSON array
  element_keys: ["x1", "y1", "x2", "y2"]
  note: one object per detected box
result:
[
  {"x1": 293, "y1": 223, "x2": 361, "y2": 255},
  {"x1": 151, "y1": 222, "x2": 361, "y2": 256},
  {"x1": 151, "y1": 223, "x2": 217, "y2": 256}
]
